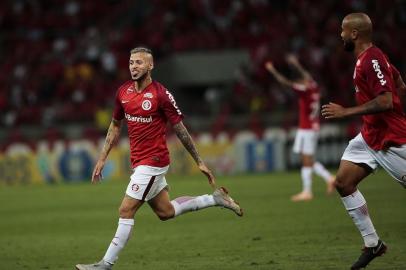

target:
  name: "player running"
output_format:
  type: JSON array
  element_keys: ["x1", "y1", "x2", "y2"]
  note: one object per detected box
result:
[
  {"x1": 76, "y1": 47, "x2": 242, "y2": 270},
  {"x1": 322, "y1": 13, "x2": 406, "y2": 270}
]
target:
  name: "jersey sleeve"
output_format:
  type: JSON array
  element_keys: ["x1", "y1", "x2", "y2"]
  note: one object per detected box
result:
[
  {"x1": 158, "y1": 87, "x2": 184, "y2": 125},
  {"x1": 363, "y1": 52, "x2": 393, "y2": 96},
  {"x1": 112, "y1": 90, "x2": 124, "y2": 120},
  {"x1": 390, "y1": 63, "x2": 400, "y2": 81}
]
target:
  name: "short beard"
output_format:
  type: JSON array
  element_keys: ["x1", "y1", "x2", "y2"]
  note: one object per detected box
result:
[
  {"x1": 132, "y1": 71, "x2": 148, "y2": 82},
  {"x1": 343, "y1": 39, "x2": 355, "y2": 52}
]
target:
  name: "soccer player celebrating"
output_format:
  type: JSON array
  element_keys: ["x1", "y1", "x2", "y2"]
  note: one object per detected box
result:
[
  {"x1": 321, "y1": 13, "x2": 406, "y2": 270},
  {"x1": 265, "y1": 55, "x2": 335, "y2": 202},
  {"x1": 76, "y1": 47, "x2": 242, "y2": 270}
]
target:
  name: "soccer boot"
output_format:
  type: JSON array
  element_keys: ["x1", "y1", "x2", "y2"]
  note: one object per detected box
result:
[
  {"x1": 76, "y1": 260, "x2": 112, "y2": 270},
  {"x1": 351, "y1": 240, "x2": 387, "y2": 270},
  {"x1": 213, "y1": 187, "x2": 243, "y2": 216},
  {"x1": 290, "y1": 191, "x2": 313, "y2": 202}
]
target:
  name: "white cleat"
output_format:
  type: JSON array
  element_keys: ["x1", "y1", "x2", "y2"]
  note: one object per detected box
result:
[
  {"x1": 213, "y1": 187, "x2": 243, "y2": 216},
  {"x1": 75, "y1": 260, "x2": 112, "y2": 270}
]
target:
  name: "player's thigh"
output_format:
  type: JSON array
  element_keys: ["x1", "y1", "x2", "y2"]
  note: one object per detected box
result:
[
  {"x1": 293, "y1": 129, "x2": 317, "y2": 155},
  {"x1": 126, "y1": 165, "x2": 169, "y2": 201},
  {"x1": 302, "y1": 130, "x2": 318, "y2": 155},
  {"x1": 301, "y1": 154, "x2": 314, "y2": 166},
  {"x1": 148, "y1": 188, "x2": 175, "y2": 220},
  {"x1": 292, "y1": 130, "x2": 304, "y2": 154},
  {"x1": 119, "y1": 195, "x2": 144, "y2": 218},
  {"x1": 335, "y1": 160, "x2": 372, "y2": 196},
  {"x1": 375, "y1": 145, "x2": 406, "y2": 188}
]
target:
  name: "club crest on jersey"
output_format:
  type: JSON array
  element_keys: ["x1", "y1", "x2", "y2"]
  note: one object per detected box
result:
[
  {"x1": 143, "y1": 92, "x2": 153, "y2": 98},
  {"x1": 142, "y1": 100, "x2": 152, "y2": 110}
]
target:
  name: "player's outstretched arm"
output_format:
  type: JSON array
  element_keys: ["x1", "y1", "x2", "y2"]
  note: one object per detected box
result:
[
  {"x1": 265, "y1": 61, "x2": 294, "y2": 88},
  {"x1": 285, "y1": 54, "x2": 312, "y2": 81},
  {"x1": 92, "y1": 119, "x2": 123, "y2": 183},
  {"x1": 321, "y1": 92, "x2": 393, "y2": 119},
  {"x1": 173, "y1": 121, "x2": 216, "y2": 188}
]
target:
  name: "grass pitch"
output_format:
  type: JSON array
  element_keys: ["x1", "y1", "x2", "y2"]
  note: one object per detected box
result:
[{"x1": 0, "y1": 171, "x2": 405, "y2": 270}]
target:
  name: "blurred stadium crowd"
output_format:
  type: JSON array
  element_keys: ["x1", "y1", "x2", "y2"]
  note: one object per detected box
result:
[{"x1": 1, "y1": 0, "x2": 406, "y2": 146}]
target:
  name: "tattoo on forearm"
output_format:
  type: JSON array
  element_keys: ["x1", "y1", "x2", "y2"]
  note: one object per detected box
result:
[
  {"x1": 173, "y1": 123, "x2": 202, "y2": 164},
  {"x1": 358, "y1": 95, "x2": 391, "y2": 115},
  {"x1": 100, "y1": 121, "x2": 120, "y2": 159},
  {"x1": 362, "y1": 99, "x2": 382, "y2": 114}
]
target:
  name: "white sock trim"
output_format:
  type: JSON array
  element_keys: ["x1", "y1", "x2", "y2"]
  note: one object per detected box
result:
[
  {"x1": 171, "y1": 200, "x2": 181, "y2": 217},
  {"x1": 119, "y1": 218, "x2": 135, "y2": 226},
  {"x1": 341, "y1": 190, "x2": 366, "y2": 210}
]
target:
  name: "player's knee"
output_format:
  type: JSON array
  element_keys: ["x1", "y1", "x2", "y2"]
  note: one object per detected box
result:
[
  {"x1": 119, "y1": 205, "x2": 134, "y2": 219},
  {"x1": 157, "y1": 209, "x2": 175, "y2": 221},
  {"x1": 334, "y1": 175, "x2": 355, "y2": 196}
]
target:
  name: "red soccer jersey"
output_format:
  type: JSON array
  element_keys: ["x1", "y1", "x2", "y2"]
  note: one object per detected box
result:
[
  {"x1": 113, "y1": 80, "x2": 183, "y2": 168},
  {"x1": 292, "y1": 80, "x2": 320, "y2": 130},
  {"x1": 353, "y1": 46, "x2": 406, "y2": 150}
]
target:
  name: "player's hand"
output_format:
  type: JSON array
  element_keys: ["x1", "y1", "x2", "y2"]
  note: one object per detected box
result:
[
  {"x1": 265, "y1": 61, "x2": 275, "y2": 72},
  {"x1": 91, "y1": 159, "x2": 105, "y2": 183},
  {"x1": 285, "y1": 54, "x2": 298, "y2": 65},
  {"x1": 321, "y1": 102, "x2": 347, "y2": 119},
  {"x1": 198, "y1": 163, "x2": 216, "y2": 189}
]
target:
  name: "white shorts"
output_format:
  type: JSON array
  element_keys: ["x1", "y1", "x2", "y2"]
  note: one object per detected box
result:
[
  {"x1": 342, "y1": 133, "x2": 406, "y2": 188},
  {"x1": 125, "y1": 165, "x2": 169, "y2": 201},
  {"x1": 292, "y1": 129, "x2": 318, "y2": 155}
]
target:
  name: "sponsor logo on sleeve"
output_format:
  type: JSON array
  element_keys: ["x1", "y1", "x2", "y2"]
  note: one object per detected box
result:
[{"x1": 371, "y1": 59, "x2": 387, "y2": 86}]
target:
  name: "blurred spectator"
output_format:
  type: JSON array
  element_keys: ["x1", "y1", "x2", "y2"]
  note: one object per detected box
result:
[{"x1": 0, "y1": 0, "x2": 405, "y2": 141}]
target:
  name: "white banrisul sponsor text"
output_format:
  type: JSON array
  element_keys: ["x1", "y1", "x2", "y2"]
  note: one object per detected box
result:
[{"x1": 125, "y1": 113, "x2": 152, "y2": 123}]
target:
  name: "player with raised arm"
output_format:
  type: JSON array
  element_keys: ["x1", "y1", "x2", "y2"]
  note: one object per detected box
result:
[
  {"x1": 265, "y1": 55, "x2": 335, "y2": 201},
  {"x1": 75, "y1": 47, "x2": 242, "y2": 270},
  {"x1": 321, "y1": 13, "x2": 406, "y2": 270}
]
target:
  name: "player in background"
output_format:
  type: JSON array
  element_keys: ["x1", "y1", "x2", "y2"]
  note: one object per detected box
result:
[
  {"x1": 321, "y1": 13, "x2": 406, "y2": 270},
  {"x1": 265, "y1": 55, "x2": 335, "y2": 202},
  {"x1": 76, "y1": 47, "x2": 242, "y2": 270}
]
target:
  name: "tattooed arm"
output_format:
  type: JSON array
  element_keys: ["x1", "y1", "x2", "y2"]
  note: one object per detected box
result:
[
  {"x1": 173, "y1": 121, "x2": 216, "y2": 188},
  {"x1": 92, "y1": 119, "x2": 123, "y2": 183},
  {"x1": 321, "y1": 92, "x2": 393, "y2": 119}
]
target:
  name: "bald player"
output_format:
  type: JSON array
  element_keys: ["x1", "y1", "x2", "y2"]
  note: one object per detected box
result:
[
  {"x1": 322, "y1": 13, "x2": 406, "y2": 269},
  {"x1": 76, "y1": 47, "x2": 242, "y2": 270}
]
